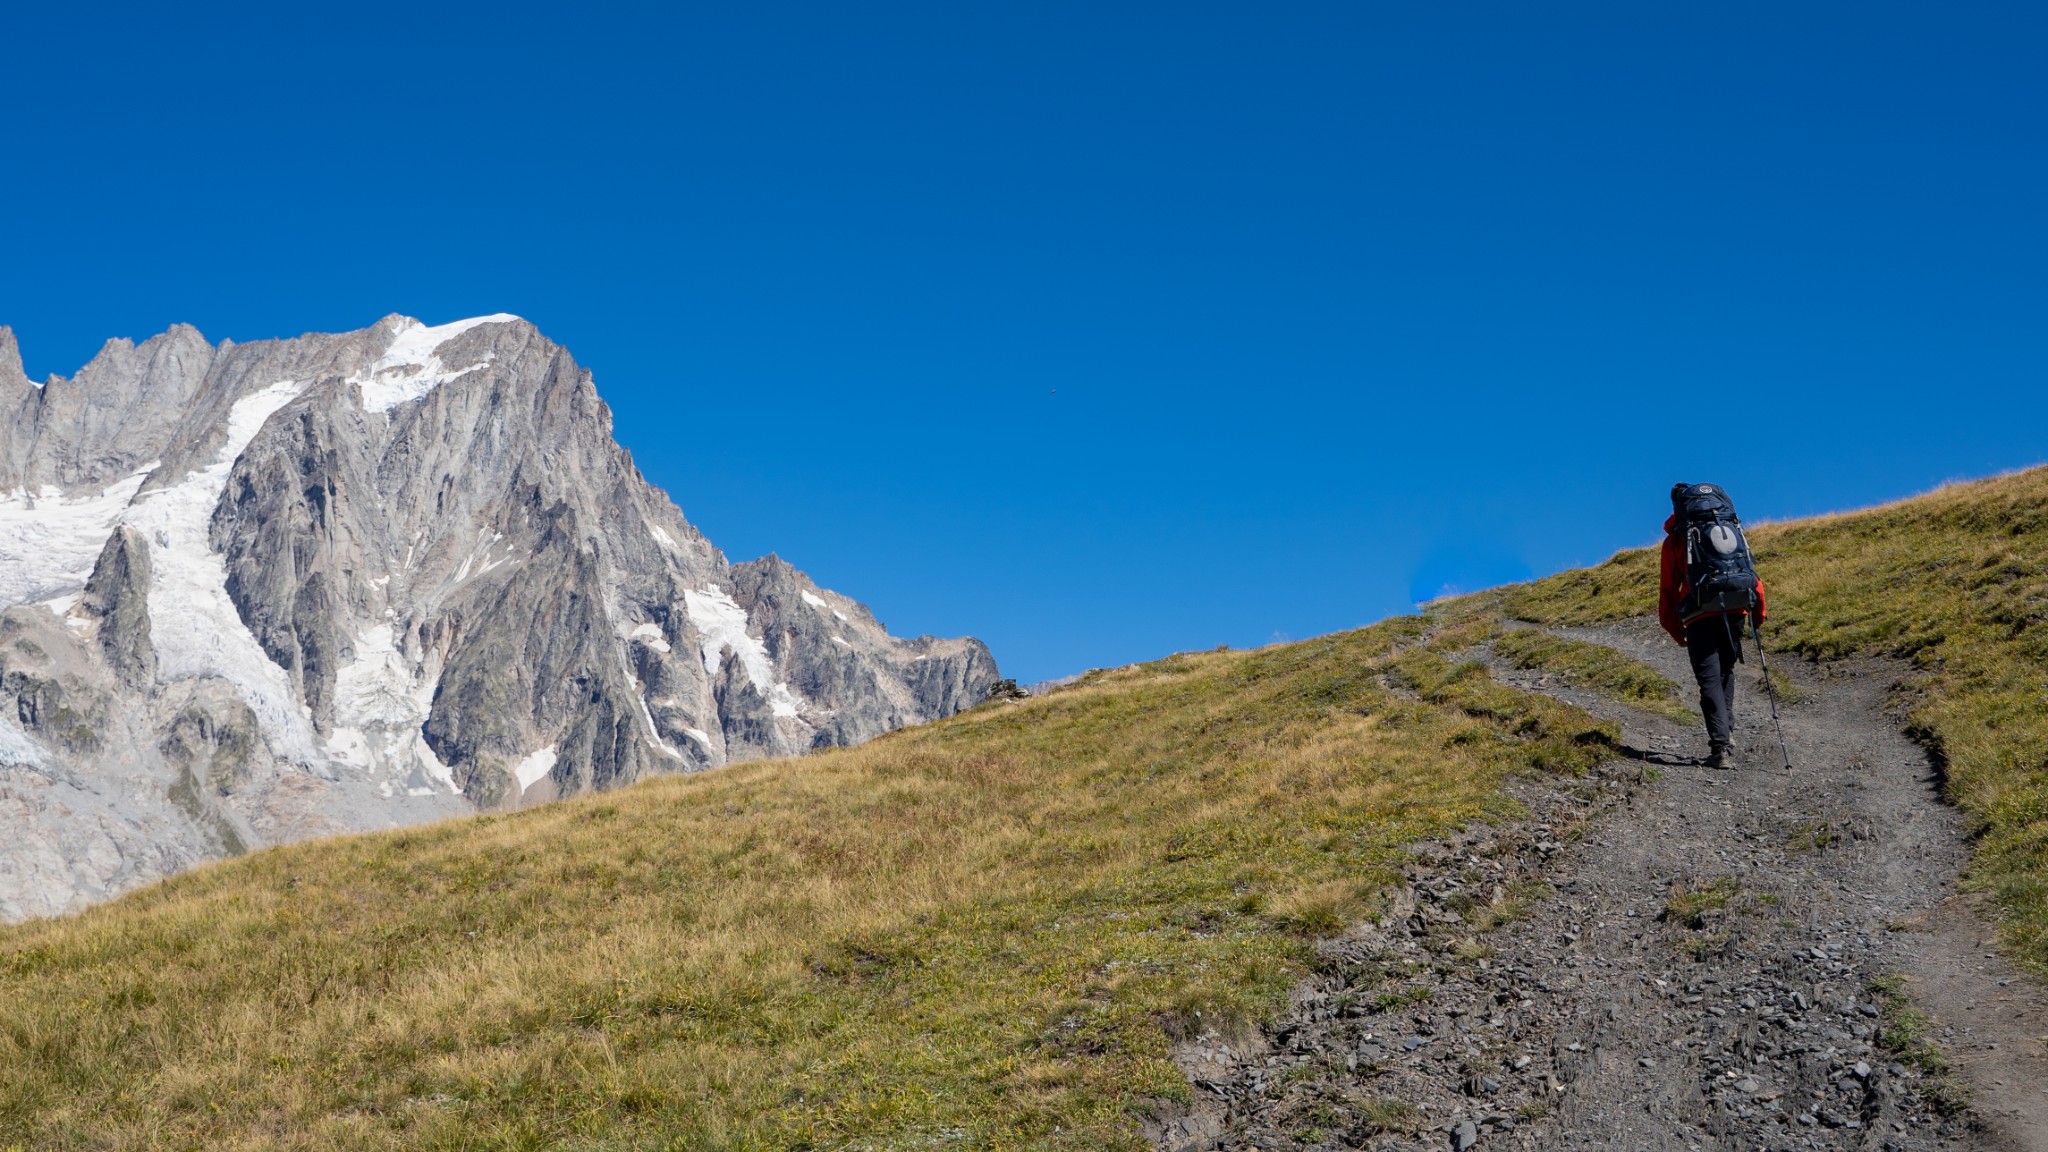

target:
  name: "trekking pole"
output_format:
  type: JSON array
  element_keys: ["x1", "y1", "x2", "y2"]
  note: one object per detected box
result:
[{"x1": 1751, "y1": 619, "x2": 1794, "y2": 771}]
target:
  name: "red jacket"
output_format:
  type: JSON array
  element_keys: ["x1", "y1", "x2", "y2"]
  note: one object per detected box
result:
[{"x1": 1658, "y1": 513, "x2": 1765, "y2": 644}]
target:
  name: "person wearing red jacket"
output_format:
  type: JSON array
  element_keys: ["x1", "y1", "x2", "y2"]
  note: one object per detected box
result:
[{"x1": 1659, "y1": 483, "x2": 1766, "y2": 768}]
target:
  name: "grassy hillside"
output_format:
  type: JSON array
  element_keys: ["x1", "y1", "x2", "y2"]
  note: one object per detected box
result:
[
  {"x1": 0, "y1": 621, "x2": 1615, "y2": 1151},
  {"x1": 7, "y1": 465, "x2": 2045, "y2": 1150},
  {"x1": 1487, "y1": 465, "x2": 2048, "y2": 980}
]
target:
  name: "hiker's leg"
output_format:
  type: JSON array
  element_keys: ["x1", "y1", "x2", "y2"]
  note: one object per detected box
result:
[
  {"x1": 1718, "y1": 615, "x2": 1741, "y2": 727},
  {"x1": 1686, "y1": 620, "x2": 1734, "y2": 749}
]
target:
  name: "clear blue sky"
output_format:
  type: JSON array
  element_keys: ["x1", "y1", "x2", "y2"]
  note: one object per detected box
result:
[{"x1": 4, "y1": 3, "x2": 2044, "y2": 683}]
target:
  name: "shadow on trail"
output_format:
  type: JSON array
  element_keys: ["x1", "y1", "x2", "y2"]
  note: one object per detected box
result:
[{"x1": 1611, "y1": 742, "x2": 1706, "y2": 769}]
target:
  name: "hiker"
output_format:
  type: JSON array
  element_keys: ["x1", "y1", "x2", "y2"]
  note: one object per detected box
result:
[{"x1": 1659, "y1": 483, "x2": 1766, "y2": 768}]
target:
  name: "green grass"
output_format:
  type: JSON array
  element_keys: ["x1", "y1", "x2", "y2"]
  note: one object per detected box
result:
[
  {"x1": 0, "y1": 620, "x2": 1615, "y2": 1151},
  {"x1": 1659, "y1": 877, "x2": 1742, "y2": 960},
  {"x1": 1660, "y1": 876, "x2": 1740, "y2": 930},
  {"x1": 1366, "y1": 985, "x2": 1433, "y2": 1013},
  {"x1": 1786, "y1": 819, "x2": 1838, "y2": 853},
  {"x1": 1475, "y1": 466, "x2": 2048, "y2": 980},
  {"x1": 1489, "y1": 628, "x2": 1696, "y2": 723},
  {"x1": 1867, "y1": 974, "x2": 1971, "y2": 1115},
  {"x1": 1354, "y1": 1097, "x2": 1420, "y2": 1134}
]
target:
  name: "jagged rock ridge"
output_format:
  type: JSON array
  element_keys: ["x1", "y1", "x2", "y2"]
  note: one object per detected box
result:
[{"x1": 0, "y1": 315, "x2": 999, "y2": 920}]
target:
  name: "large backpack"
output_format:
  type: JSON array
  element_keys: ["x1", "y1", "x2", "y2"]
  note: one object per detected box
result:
[{"x1": 1677, "y1": 483, "x2": 1760, "y2": 621}]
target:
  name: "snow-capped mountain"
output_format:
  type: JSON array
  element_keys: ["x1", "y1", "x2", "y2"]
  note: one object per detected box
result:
[{"x1": 0, "y1": 316, "x2": 999, "y2": 920}]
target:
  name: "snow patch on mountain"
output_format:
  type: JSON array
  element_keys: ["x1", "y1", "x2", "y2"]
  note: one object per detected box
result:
[
  {"x1": 629, "y1": 622, "x2": 671, "y2": 653},
  {"x1": 0, "y1": 466, "x2": 156, "y2": 609},
  {"x1": 683, "y1": 585, "x2": 804, "y2": 717},
  {"x1": 327, "y1": 623, "x2": 456, "y2": 795},
  {"x1": 684, "y1": 586, "x2": 766, "y2": 680},
  {"x1": 353, "y1": 315, "x2": 518, "y2": 413},
  {"x1": 121, "y1": 380, "x2": 320, "y2": 765},
  {"x1": 0, "y1": 713, "x2": 44, "y2": 768},
  {"x1": 513, "y1": 745, "x2": 557, "y2": 791},
  {"x1": 630, "y1": 676, "x2": 684, "y2": 759}
]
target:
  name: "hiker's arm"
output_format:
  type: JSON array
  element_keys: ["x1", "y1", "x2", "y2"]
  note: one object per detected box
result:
[{"x1": 1657, "y1": 535, "x2": 1686, "y2": 643}]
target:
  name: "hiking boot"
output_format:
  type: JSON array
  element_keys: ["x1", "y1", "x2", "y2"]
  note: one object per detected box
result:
[{"x1": 1705, "y1": 744, "x2": 1736, "y2": 770}]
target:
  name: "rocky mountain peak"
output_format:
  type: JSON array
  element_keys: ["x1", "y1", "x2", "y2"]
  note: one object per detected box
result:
[
  {"x1": 0, "y1": 314, "x2": 1000, "y2": 921},
  {"x1": 0, "y1": 326, "x2": 29, "y2": 391}
]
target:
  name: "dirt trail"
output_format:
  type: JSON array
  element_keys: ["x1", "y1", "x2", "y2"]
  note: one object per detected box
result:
[{"x1": 1154, "y1": 618, "x2": 2048, "y2": 1152}]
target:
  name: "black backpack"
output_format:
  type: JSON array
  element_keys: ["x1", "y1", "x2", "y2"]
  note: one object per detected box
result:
[{"x1": 1676, "y1": 483, "x2": 1760, "y2": 620}]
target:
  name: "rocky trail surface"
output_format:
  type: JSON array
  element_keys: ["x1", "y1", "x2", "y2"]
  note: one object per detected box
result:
[{"x1": 1155, "y1": 618, "x2": 2048, "y2": 1152}]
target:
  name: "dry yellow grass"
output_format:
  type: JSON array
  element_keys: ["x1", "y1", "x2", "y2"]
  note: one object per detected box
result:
[{"x1": 0, "y1": 620, "x2": 1614, "y2": 1150}]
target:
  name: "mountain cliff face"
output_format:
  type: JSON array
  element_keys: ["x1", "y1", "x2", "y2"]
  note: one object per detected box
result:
[{"x1": 0, "y1": 316, "x2": 999, "y2": 920}]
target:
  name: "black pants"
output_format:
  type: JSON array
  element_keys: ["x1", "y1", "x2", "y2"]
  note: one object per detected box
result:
[{"x1": 1685, "y1": 615, "x2": 1746, "y2": 748}]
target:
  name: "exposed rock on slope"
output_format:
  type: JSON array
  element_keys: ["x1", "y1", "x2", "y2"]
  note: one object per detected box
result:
[{"x1": 0, "y1": 315, "x2": 999, "y2": 920}]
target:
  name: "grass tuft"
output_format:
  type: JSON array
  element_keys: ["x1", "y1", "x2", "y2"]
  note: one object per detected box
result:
[
  {"x1": 1787, "y1": 820, "x2": 1838, "y2": 853},
  {"x1": 1660, "y1": 877, "x2": 1740, "y2": 930},
  {"x1": 1867, "y1": 974, "x2": 1972, "y2": 1115},
  {"x1": 1356, "y1": 1096, "x2": 1421, "y2": 1133}
]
